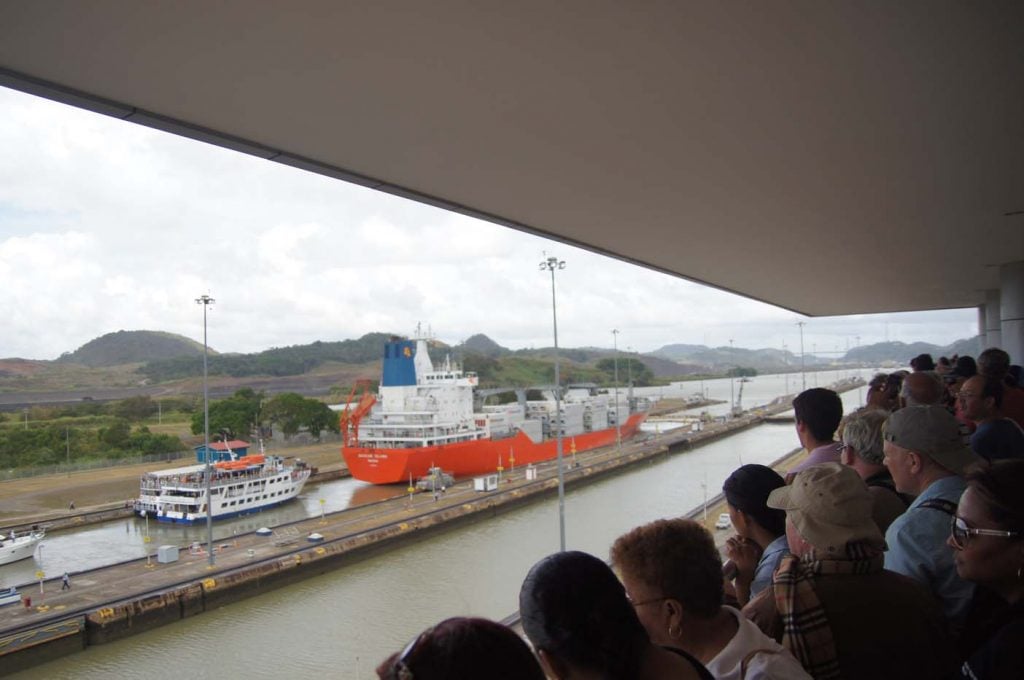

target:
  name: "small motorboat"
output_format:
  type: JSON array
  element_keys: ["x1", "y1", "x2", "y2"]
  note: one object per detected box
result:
[
  {"x1": 0, "y1": 529, "x2": 45, "y2": 566},
  {"x1": 0, "y1": 587, "x2": 21, "y2": 607}
]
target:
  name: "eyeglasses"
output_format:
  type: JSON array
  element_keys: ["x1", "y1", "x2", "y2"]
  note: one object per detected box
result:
[
  {"x1": 625, "y1": 592, "x2": 669, "y2": 608},
  {"x1": 391, "y1": 627, "x2": 433, "y2": 680},
  {"x1": 949, "y1": 515, "x2": 1020, "y2": 550}
]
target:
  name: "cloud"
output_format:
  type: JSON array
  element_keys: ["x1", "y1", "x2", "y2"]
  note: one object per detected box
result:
[{"x1": 0, "y1": 86, "x2": 979, "y2": 360}]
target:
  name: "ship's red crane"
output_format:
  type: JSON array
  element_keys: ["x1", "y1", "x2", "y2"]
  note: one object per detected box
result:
[{"x1": 340, "y1": 379, "x2": 377, "y2": 447}]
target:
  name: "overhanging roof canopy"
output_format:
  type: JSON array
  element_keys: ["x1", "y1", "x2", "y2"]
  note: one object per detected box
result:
[{"x1": 2, "y1": 2, "x2": 1022, "y2": 316}]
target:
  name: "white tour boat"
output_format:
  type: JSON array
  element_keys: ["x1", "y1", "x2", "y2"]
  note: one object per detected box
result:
[
  {"x1": 0, "y1": 528, "x2": 45, "y2": 566},
  {"x1": 135, "y1": 453, "x2": 311, "y2": 524}
]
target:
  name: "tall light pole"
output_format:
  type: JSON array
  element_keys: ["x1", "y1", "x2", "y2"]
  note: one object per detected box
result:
[
  {"x1": 540, "y1": 256, "x2": 567, "y2": 552},
  {"x1": 611, "y1": 329, "x2": 621, "y2": 451},
  {"x1": 729, "y1": 338, "x2": 735, "y2": 415},
  {"x1": 196, "y1": 293, "x2": 215, "y2": 567},
  {"x1": 626, "y1": 345, "x2": 634, "y2": 411},
  {"x1": 797, "y1": 321, "x2": 806, "y2": 392}
]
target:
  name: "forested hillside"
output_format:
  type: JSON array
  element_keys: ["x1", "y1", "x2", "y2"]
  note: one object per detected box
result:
[{"x1": 57, "y1": 330, "x2": 207, "y2": 367}]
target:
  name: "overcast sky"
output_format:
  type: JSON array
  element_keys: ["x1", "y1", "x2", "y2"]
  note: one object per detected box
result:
[{"x1": 0, "y1": 86, "x2": 978, "y2": 362}]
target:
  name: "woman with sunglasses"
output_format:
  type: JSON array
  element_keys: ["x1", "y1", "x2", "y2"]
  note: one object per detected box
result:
[
  {"x1": 948, "y1": 460, "x2": 1024, "y2": 679},
  {"x1": 375, "y1": 616, "x2": 545, "y2": 680}
]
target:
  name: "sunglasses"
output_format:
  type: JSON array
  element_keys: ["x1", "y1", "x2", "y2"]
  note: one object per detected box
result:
[
  {"x1": 949, "y1": 515, "x2": 1020, "y2": 550},
  {"x1": 625, "y1": 592, "x2": 669, "y2": 608},
  {"x1": 391, "y1": 627, "x2": 433, "y2": 680}
]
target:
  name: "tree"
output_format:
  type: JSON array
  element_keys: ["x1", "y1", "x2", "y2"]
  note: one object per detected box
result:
[
  {"x1": 114, "y1": 395, "x2": 159, "y2": 421},
  {"x1": 596, "y1": 357, "x2": 654, "y2": 386},
  {"x1": 191, "y1": 388, "x2": 265, "y2": 440},
  {"x1": 305, "y1": 400, "x2": 340, "y2": 440},
  {"x1": 262, "y1": 392, "x2": 339, "y2": 440},
  {"x1": 262, "y1": 393, "x2": 308, "y2": 438},
  {"x1": 727, "y1": 367, "x2": 758, "y2": 378},
  {"x1": 99, "y1": 419, "x2": 131, "y2": 449},
  {"x1": 128, "y1": 426, "x2": 185, "y2": 455}
]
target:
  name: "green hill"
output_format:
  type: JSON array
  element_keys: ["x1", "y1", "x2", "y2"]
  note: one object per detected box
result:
[
  {"x1": 138, "y1": 332, "x2": 392, "y2": 381},
  {"x1": 57, "y1": 330, "x2": 209, "y2": 367}
]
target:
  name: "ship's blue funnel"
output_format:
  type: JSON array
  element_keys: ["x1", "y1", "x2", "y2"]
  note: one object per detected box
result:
[{"x1": 381, "y1": 340, "x2": 418, "y2": 386}]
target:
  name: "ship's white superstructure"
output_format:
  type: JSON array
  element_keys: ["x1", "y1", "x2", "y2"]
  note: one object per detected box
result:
[{"x1": 135, "y1": 454, "x2": 310, "y2": 524}]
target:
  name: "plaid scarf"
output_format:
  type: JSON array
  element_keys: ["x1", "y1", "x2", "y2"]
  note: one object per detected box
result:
[{"x1": 773, "y1": 541, "x2": 885, "y2": 680}]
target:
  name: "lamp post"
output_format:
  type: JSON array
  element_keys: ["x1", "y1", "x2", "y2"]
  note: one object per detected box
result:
[
  {"x1": 627, "y1": 345, "x2": 633, "y2": 411},
  {"x1": 612, "y1": 329, "x2": 621, "y2": 451},
  {"x1": 196, "y1": 293, "x2": 215, "y2": 567},
  {"x1": 540, "y1": 255, "x2": 567, "y2": 552},
  {"x1": 729, "y1": 338, "x2": 735, "y2": 415},
  {"x1": 797, "y1": 321, "x2": 806, "y2": 392}
]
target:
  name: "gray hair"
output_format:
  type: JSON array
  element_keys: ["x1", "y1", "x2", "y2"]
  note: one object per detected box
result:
[{"x1": 841, "y1": 409, "x2": 888, "y2": 465}]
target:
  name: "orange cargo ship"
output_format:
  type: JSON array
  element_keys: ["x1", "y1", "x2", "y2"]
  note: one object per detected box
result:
[{"x1": 341, "y1": 333, "x2": 648, "y2": 485}]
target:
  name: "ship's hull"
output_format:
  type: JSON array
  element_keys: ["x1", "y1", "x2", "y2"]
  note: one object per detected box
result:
[
  {"x1": 0, "y1": 533, "x2": 44, "y2": 566},
  {"x1": 150, "y1": 493, "x2": 306, "y2": 524},
  {"x1": 344, "y1": 412, "x2": 647, "y2": 484}
]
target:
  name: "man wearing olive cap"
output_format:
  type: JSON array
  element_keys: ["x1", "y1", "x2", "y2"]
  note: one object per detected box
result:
[
  {"x1": 742, "y1": 463, "x2": 953, "y2": 679},
  {"x1": 882, "y1": 404, "x2": 981, "y2": 631}
]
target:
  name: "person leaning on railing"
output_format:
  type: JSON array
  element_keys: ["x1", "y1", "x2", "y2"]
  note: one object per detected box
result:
[{"x1": 720, "y1": 464, "x2": 789, "y2": 607}]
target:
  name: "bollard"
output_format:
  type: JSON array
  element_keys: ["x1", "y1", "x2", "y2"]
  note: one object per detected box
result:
[{"x1": 24, "y1": 596, "x2": 31, "y2": 608}]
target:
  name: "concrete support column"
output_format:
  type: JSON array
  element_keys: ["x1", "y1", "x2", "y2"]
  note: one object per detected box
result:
[
  {"x1": 978, "y1": 305, "x2": 987, "y2": 348},
  {"x1": 1000, "y1": 261, "x2": 1024, "y2": 365},
  {"x1": 985, "y1": 289, "x2": 1002, "y2": 351}
]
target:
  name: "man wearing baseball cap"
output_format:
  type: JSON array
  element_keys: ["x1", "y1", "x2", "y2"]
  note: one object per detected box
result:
[
  {"x1": 882, "y1": 404, "x2": 981, "y2": 631},
  {"x1": 743, "y1": 463, "x2": 953, "y2": 679}
]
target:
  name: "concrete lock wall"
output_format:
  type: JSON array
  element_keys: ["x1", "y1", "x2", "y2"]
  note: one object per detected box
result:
[{"x1": 0, "y1": 618, "x2": 86, "y2": 676}]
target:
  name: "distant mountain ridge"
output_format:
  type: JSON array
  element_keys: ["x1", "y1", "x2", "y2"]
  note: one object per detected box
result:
[
  {"x1": 653, "y1": 337, "x2": 982, "y2": 371},
  {"x1": 56, "y1": 330, "x2": 209, "y2": 367},
  {"x1": 32, "y1": 329, "x2": 986, "y2": 385}
]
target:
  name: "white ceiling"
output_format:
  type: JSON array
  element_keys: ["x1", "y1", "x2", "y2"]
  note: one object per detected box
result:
[{"x1": 2, "y1": 1, "x2": 1022, "y2": 316}]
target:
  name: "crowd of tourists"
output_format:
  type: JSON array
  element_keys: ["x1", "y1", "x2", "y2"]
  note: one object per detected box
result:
[{"x1": 375, "y1": 347, "x2": 1024, "y2": 680}]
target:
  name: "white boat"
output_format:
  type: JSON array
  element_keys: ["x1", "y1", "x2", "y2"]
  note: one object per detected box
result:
[
  {"x1": 0, "y1": 587, "x2": 22, "y2": 607},
  {"x1": 0, "y1": 529, "x2": 44, "y2": 566},
  {"x1": 134, "y1": 453, "x2": 311, "y2": 524}
]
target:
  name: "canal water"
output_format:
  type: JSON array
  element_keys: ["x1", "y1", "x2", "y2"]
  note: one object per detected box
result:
[{"x1": 8, "y1": 373, "x2": 871, "y2": 679}]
